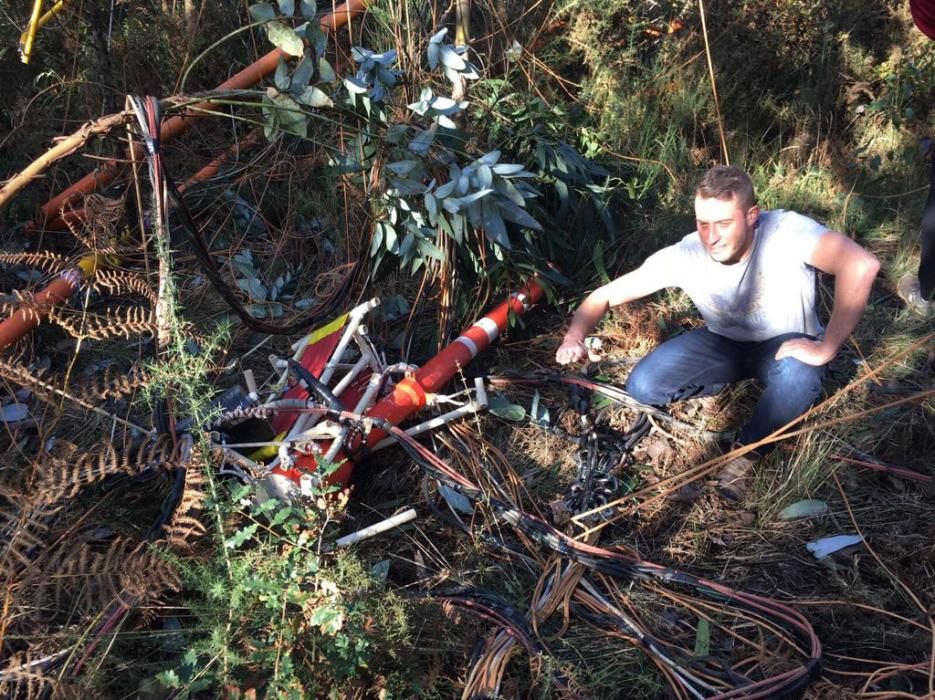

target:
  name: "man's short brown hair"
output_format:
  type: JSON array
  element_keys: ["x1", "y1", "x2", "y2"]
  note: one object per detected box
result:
[{"x1": 695, "y1": 165, "x2": 756, "y2": 209}]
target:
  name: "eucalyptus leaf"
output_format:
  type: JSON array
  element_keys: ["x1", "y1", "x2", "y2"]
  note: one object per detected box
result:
[
  {"x1": 370, "y1": 222, "x2": 383, "y2": 257},
  {"x1": 266, "y1": 22, "x2": 304, "y2": 56},
  {"x1": 386, "y1": 160, "x2": 421, "y2": 176},
  {"x1": 491, "y1": 163, "x2": 525, "y2": 175},
  {"x1": 372, "y1": 49, "x2": 397, "y2": 66},
  {"x1": 291, "y1": 53, "x2": 315, "y2": 87},
  {"x1": 429, "y1": 95, "x2": 460, "y2": 114},
  {"x1": 274, "y1": 57, "x2": 291, "y2": 91},
  {"x1": 439, "y1": 45, "x2": 467, "y2": 70},
  {"x1": 435, "y1": 179, "x2": 456, "y2": 199},
  {"x1": 0, "y1": 403, "x2": 29, "y2": 423},
  {"x1": 438, "y1": 484, "x2": 473, "y2": 514},
  {"x1": 481, "y1": 198, "x2": 511, "y2": 249},
  {"x1": 778, "y1": 500, "x2": 829, "y2": 521},
  {"x1": 398, "y1": 231, "x2": 415, "y2": 259},
  {"x1": 385, "y1": 123, "x2": 409, "y2": 144},
  {"x1": 477, "y1": 150, "x2": 501, "y2": 166},
  {"x1": 237, "y1": 277, "x2": 268, "y2": 301},
  {"x1": 435, "y1": 114, "x2": 457, "y2": 129},
  {"x1": 424, "y1": 192, "x2": 438, "y2": 221},
  {"x1": 530, "y1": 391, "x2": 550, "y2": 427},
  {"x1": 269, "y1": 93, "x2": 307, "y2": 137},
  {"x1": 376, "y1": 67, "x2": 398, "y2": 86},
  {"x1": 317, "y1": 57, "x2": 336, "y2": 82},
  {"x1": 248, "y1": 2, "x2": 276, "y2": 22},
  {"x1": 383, "y1": 223, "x2": 398, "y2": 252},
  {"x1": 278, "y1": 0, "x2": 295, "y2": 15},
  {"x1": 299, "y1": 0, "x2": 316, "y2": 17},
  {"x1": 343, "y1": 76, "x2": 369, "y2": 95},
  {"x1": 488, "y1": 395, "x2": 525, "y2": 421},
  {"x1": 296, "y1": 86, "x2": 333, "y2": 108},
  {"x1": 417, "y1": 238, "x2": 445, "y2": 261},
  {"x1": 407, "y1": 124, "x2": 436, "y2": 154},
  {"x1": 498, "y1": 200, "x2": 542, "y2": 231},
  {"x1": 370, "y1": 559, "x2": 390, "y2": 583}
]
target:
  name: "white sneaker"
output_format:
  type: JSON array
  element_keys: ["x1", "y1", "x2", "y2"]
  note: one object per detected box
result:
[{"x1": 897, "y1": 273, "x2": 932, "y2": 316}]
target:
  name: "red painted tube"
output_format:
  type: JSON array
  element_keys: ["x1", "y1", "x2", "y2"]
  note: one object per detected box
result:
[
  {"x1": 283, "y1": 279, "x2": 546, "y2": 487},
  {"x1": 32, "y1": 0, "x2": 370, "y2": 230},
  {"x1": 0, "y1": 260, "x2": 97, "y2": 352}
]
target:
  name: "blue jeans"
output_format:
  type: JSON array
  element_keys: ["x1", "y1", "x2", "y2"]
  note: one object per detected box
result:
[{"x1": 625, "y1": 328, "x2": 825, "y2": 448}]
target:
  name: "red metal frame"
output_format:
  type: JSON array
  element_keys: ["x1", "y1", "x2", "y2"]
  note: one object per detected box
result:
[{"x1": 274, "y1": 279, "x2": 546, "y2": 488}]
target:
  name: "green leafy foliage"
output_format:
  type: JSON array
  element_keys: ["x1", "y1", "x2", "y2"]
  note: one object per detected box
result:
[
  {"x1": 153, "y1": 480, "x2": 410, "y2": 697},
  {"x1": 242, "y1": 6, "x2": 614, "y2": 315}
]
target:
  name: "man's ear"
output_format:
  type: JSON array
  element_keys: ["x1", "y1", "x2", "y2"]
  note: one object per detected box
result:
[{"x1": 746, "y1": 205, "x2": 761, "y2": 227}]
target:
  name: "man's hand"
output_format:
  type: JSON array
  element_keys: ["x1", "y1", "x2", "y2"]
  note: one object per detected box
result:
[
  {"x1": 556, "y1": 337, "x2": 588, "y2": 365},
  {"x1": 774, "y1": 337, "x2": 836, "y2": 366}
]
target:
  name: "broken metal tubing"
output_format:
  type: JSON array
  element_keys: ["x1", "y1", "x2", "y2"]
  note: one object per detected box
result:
[
  {"x1": 0, "y1": 130, "x2": 260, "y2": 353},
  {"x1": 30, "y1": 0, "x2": 370, "y2": 231},
  {"x1": 285, "y1": 279, "x2": 547, "y2": 487}
]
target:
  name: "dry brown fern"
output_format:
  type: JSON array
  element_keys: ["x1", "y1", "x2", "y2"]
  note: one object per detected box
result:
[
  {"x1": 36, "y1": 435, "x2": 187, "y2": 504},
  {"x1": 0, "y1": 650, "x2": 56, "y2": 700},
  {"x1": 0, "y1": 489, "x2": 59, "y2": 580},
  {"x1": 0, "y1": 251, "x2": 70, "y2": 277},
  {"x1": 119, "y1": 546, "x2": 182, "y2": 603},
  {"x1": 164, "y1": 451, "x2": 208, "y2": 550},
  {"x1": 5, "y1": 290, "x2": 44, "y2": 325},
  {"x1": 29, "y1": 536, "x2": 181, "y2": 620},
  {"x1": 74, "y1": 364, "x2": 148, "y2": 402},
  {"x1": 91, "y1": 269, "x2": 157, "y2": 305},
  {"x1": 61, "y1": 194, "x2": 124, "y2": 256},
  {"x1": 0, "y1": 357, "x2": 58, "y2": 405},
  {"x1": 47, "y1": 305, "x2": 156, "y2": 341}
]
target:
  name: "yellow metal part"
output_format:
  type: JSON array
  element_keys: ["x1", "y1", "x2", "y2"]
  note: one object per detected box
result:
[
  {"x1": 248, "y1": 433, "x2": 286, "y2": 463},
  {"x1": 76, "y1": 254, "x2": 101, "y2": 277},
  {"x1": 19, "y1": 0, "x2": 69, "y2": 65}
]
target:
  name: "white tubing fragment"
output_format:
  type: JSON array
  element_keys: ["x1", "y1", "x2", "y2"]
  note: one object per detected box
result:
[{"x1": 335, "y1": 508, "x2": 418, "y2": 548}]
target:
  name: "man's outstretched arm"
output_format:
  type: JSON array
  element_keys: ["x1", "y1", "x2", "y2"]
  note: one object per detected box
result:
[
  {"x1": 775, "y1": 230, "x2": 880, "y2": 366},
  {"x1": 555, "y1": 264, "x2": 666, "y2": 364}
]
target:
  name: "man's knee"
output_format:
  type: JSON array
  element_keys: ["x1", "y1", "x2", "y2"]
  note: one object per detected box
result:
[
  {"x1": 625, "y1": 357, "x2": 668, "y2": 406},
  {"x1": 768, "y1": 357, "x2": 824, "y2": 404}
]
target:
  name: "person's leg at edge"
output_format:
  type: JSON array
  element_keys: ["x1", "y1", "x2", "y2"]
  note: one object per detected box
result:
[
  {"x1": 900, "y1": 139, "x2": 935, "y2": 309},
  {"x1": 918, "y1": 159, "x2": 935, "y2": 299},
  {"x1": 625, "y1": 327, "x2": 748, "y2": 408}
]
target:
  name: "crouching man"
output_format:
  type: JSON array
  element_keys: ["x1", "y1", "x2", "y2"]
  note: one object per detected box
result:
[{"x1": 555, "y1": 165, "x2": 880, "y2": 499}]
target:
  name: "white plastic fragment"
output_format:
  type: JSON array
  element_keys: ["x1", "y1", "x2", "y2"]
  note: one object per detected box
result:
[
  {"x1": 335, "y1": 508, "x2": 418, "y2": 548},
  {"x1": 778, "y1": 499, "x2": 828, "y2": 521},
  {"x1": 806, "y1": 534, "x2": 862, "y2": 560}
]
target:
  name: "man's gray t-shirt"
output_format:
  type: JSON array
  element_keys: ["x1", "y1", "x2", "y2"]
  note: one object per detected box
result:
[{"x1": 640, "y1": 210, "x2": 828, "y2": 342}]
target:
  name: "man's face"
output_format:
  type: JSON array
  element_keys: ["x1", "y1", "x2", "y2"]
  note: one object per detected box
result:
[{"x1": 694, "y1": 194, "x2": 760, "y2": 264}]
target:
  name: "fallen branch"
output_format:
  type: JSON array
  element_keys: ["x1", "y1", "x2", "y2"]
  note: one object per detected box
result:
[{"x1": 0, "y1": 111, "x2": 133, "y2": 211}]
